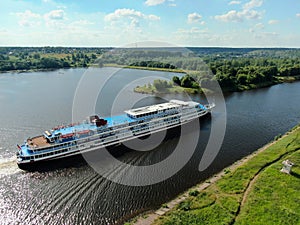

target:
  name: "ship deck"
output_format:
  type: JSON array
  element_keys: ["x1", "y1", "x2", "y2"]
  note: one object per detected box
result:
[
  {"x1": 27, "y1": 136, "x2": 51, "y2": 148},
  {"x1": 104, "y1": 114, "x2": 135, "y2": 126},
  {"x1": 20, "y1": 114, "x2": 136, "y2": 157}
]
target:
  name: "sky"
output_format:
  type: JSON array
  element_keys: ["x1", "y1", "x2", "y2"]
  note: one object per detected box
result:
[{"x1": 0, "y1": 0, "x2": 300, "y2": 47}]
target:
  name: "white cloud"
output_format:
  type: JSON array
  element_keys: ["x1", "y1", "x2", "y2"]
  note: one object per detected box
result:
[
  {"x1": 105, "y1": 8, "x2": 160, "y2": 22},
  {"x1": 188, "y1": 13, "x2": 204, "y2": 24},
  {"x1": 215, "y1": 10, "x2": 242, "y2": 22},
  {"x1": 148, "y1": 14, "x2": 160, "y2": 21},
  {"x1": 215, "y1": 10, "x2": 262, "y2": 22},
  {"x1": 268, "y1": 20, "x2": 279, "y2": 25},
  {"x1": 296, "y1": 13, "x2": 300, "y2": 18},
  {"x1": 255, "y1": 22, "x2": 264, "y2": 29},
  {"x1": 15, "y1": 10, "x2": 41, "y2": 19},
  {"x1": 44, "y1": 9, "x2": 65, "y2": 20},
  {"x1": 15, "y1": 10, "x2": 41, "y2": 27},
  {"x1": 103, "y1": 8, "x2": 160, "y2": 41},
  {"x1": 43, "y1": 10, "x2": 66, "y2": 28},
  {"x1": 243, "y1": 0, "x2": 263, "y2": 10},
  {"x1": 215, "y1": 0, "x2": 263, "y2": 22},
  {"x1": 229, "y1": 1, "x2": 241, "y2": 5},
  {"x1": 145, "y1": 0, "x2": 165, "y2": 6}
]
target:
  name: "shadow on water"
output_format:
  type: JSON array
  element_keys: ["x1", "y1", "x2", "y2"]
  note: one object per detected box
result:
[{"x1": 17, "y1": 154, "x2": 88, "y2": 172}]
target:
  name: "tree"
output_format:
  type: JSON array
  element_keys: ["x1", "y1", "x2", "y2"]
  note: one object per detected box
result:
[
  {"x1": 172, "y1": 76, "x2": 181, "y2": 86},
  {"x1": 33, "y1": 53, "x2": 40, "y2": 59},
  {"x1": 180, "y1": 75, "x2": 193, "y2": 88},
  {"x1": 237, "y1": 73, "x2": 248, "y2": 85},
  {"x1": 153, "y1": 79, "x2": 170, "y2": 91}
]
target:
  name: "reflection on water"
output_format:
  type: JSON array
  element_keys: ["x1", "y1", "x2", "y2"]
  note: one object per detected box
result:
[{"x1": 0, "y1": 69, "x2": 299, "y2": 224}]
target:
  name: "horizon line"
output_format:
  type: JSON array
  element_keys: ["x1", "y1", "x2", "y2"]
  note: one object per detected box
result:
[{"x1": 0, "y1": 45, "x2": 300, "y2": 49}]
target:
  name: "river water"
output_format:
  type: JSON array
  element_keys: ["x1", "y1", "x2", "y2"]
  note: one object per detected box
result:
[{"x1": 0, "y1": 68, "x2": 299, "y2": 224}]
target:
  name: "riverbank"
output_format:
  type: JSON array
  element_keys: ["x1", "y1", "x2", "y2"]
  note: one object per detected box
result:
[
  {"x1": 134, "y1": 84, "x2": 203, "y2": 95},
  {"x1": 102, "y1": 64, "x2": 185, "y2": 74},
  {"x1": 133, "y1": 74, "x2": 300, "y2": 95},
  {"x1": 127, "y1": 124, "x2": 300, "y2": 225}
]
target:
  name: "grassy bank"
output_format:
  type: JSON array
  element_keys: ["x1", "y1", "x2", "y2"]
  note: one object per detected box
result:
[
  {"x1": 133, "y1": 72, "x2": 300, "y2": 95},
  {"x1": 128, "y1": 125, "x2": 300, "y2": 225},
  {"x1": 101, "y1": 64, "x2": 185, "y2": 73},
  {"x1": 134, "y1": 85, "x2": 203, "y2": 95},
  {"x1": 152, "y1": 125, "x2": 300, "y2": 225},
  {"x1": 124, "y1": 65, "x2": 185, "y2": 74},
  {"x1": 277, "y1": 75, "x2": 300, "y2": 83}
]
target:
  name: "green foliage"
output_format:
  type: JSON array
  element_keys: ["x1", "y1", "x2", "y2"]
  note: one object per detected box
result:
[
  {"x1": 188, "y1": 190, "x2": 200, "y2": 197},
  {"x1": 218, "y1": 195, "x2": 240, "y2": 214},
  {"x1": 172, "y1": 76, "x2": 181, "y2": 86},
  {"x1": 235, "y1": 151, "x2": 300, "y2": 225},
  {"x1": 158, "y1": 204, "x2": 234, "y2": 225},
  {"x1": 153, "y1": 79, "x2": 172, "y2": 91},
  {"x1": 180, "y1": 75, "x2": 193, "y2": 87},
  {"x1": 189, "y1": 191, "x2": 216, "y2": 210},
  {"x1": 2, "y1": 47, "x2": 300, "y2": 94},
  {"x1": 178, "y1": 200, "x2": 192, "y2": 211},
  {"x1": 162, "y1": 203, "x2": 169, "y2": 208},
  {"x1": 130, "y1": 61, "x2": 177, "y2": 69},
  {"x1": 224, "y1": 168, "x2": 231, "y2": 174},
  {"x1": 0, "y1": 47, "x2": 106, "y2": 72},
  {"x1": 153, "y1": 126, "x2": 300, "y2": 225}
]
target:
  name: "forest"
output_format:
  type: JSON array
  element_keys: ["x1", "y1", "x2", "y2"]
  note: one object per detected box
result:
[
  {"x1": 1, "y1": 47, "x2": 299, "y2": 92},
  {"x1": 0, "y1": 47, "x2": 108, "y2": 72}
]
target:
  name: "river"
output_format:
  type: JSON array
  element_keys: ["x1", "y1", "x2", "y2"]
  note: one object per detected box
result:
[{"x1": 0, "y1": 68, "x2": 299, "y2": 224}]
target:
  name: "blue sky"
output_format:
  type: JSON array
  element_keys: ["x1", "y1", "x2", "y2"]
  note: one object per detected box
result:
[{"x1": 0, "y1": 0, "x2": 299, "y2": 47}]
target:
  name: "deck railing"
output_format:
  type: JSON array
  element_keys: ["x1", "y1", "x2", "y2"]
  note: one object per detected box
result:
[{"x1": 19, "y1": 106, "x2": 210, "y2": 162}]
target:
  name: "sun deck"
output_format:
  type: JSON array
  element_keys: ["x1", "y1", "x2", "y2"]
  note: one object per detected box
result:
[
  {"x1": 17, "y1": 100, "x2": 212, "y2": 163},
  {"x1": 27, "y1": 136, "x2": 51, "y2": 148}
]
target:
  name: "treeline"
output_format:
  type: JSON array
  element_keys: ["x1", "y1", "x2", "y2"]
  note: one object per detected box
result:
[
  {"x1": 0, "y1": 47, "x2": 108, "y2": 55},
  {"x1": 0, "y1": 56, "x2": 71, "y2": 71},
  {"x1": 208, "y1": 58, "x2": 300, "y2": 90},
  {"x1": 172, "y1": 75, "x2": 199, "y2": 89},
  {"x1": 148, "y1": 75, "x2": 199, "y2": 92},
  {"x1": 0, "y1": 47, "x2": 109, "y2": 72},
  {"x1": 130, "y1": 61, "x2": 177, "y2": 69}
]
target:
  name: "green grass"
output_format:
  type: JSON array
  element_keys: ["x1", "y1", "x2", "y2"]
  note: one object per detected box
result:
[
  {"x1": 124, "y1": 65, "x2": 185, "y2": 73},
  {"x1": 153, "y1": 125, "x2": 300, "y2": 225},
  {"x1": 102, "y1": 64, "x2": 186, "y2": 74},
  {"x1": 277, "y1": 75, "x2": 300, "y2": 83},
  {"x1": 134, "y1": 84, "x2": 203, "y2": 95},
  {"x1": 235, "y1": 151, "x2": 300, "y2": 225}
]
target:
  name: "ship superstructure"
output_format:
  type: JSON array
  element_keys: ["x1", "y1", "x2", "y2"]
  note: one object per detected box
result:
[{"x1": 17, "y1": 100, "x2": 214, "y2": 170}]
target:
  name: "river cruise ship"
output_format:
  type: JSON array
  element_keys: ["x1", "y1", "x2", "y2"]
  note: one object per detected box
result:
[{"x1": 17, "y1": 100, "x2": 214, "y2": 170}]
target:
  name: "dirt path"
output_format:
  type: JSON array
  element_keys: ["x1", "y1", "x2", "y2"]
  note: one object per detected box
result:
[
  {"x1": 131, "y1": 128, "x2": 300, "y2": 225},
  {"x1": 132, "y1": 140, "x2": 279, "y2": 225}
]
